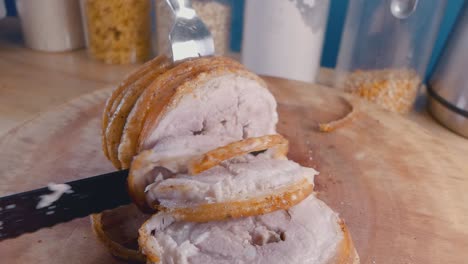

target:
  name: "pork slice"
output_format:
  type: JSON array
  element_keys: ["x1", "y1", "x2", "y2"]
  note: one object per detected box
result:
[
  {"x1": 129, "y1": 72, "x2": 279, "y2": 210},
  {"x1": 141, "y1": 73, "x2": 278, "y2": 153},
  {"x1": 140, "y1": 194, "x2": 345, "y2": 264},
  {"x1": 145, "y1": 155, "x2": 317, "y2": 208}
]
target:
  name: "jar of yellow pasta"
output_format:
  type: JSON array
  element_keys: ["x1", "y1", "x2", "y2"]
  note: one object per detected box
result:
[{"x1": 80, "y1": 0, "x2": 152, "y2": 64}]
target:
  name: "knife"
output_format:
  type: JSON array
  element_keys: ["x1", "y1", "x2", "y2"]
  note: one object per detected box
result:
[{"x1": 0, "y1": 169, "x2": 130, "y2": 241}]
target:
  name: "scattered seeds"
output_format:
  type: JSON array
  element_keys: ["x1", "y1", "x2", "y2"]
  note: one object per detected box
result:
[{"x1": 343, "y1": 68, "x2": 421, "y2": 113}]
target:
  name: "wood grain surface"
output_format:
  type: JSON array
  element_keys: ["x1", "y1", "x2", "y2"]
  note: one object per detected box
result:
[
  {"x1": 0, "y1": 77, "x2": 467, "y2": 264},
  {"x1": 0, "y1": 17, "x2": 138, "y2": 136}
]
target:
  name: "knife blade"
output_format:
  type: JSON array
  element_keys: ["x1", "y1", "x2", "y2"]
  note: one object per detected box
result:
[{"x1": 0, "y1": 169, "x2": 130, "y2": 241}]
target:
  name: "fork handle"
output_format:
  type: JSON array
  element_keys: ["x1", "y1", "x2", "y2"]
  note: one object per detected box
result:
[{"x1": 166, "y1": 0, "x2": 193, "y2": 13}]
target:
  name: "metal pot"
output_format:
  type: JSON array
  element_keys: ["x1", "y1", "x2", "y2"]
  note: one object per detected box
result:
[{"x1": 428, "y1": 2, "x2": 468, "y2": 138}]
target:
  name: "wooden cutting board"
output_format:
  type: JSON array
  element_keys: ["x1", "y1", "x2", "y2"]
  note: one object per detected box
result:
[{"x1": 0, "y1": 77, "x2": 467, "y2": 264}]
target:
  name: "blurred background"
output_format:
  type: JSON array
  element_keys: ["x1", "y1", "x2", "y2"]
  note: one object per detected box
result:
[{"x1": 1, "y1": 0, "x2": 464, "y2": 78}]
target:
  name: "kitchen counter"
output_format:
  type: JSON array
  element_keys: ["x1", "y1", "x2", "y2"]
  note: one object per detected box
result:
[
  {"x1": 0, "y1": 18, "x2": 138, "y2": 135},
  {"x1": 0, "y1": 18, "x2": 466, "y2": 146}
]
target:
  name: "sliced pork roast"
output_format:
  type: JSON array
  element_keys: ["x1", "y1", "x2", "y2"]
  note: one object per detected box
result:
[
  {"x1": 97, "y1": 56, "x2": 359, "y2": 264},
  {"x1": 139, "y1": 194, "x2": 359, "y2": 264},
  {"x1": 129, "y1": 138, "x2": 317, "y2": 221},
  {"x1": 118, "y1": 58, "x2": 269, "y2": 169},
  {"x1": 137, "y1": 68, "x2": 277, "y2": 151},
  {"x1": 97, "y1": 56, "x2": 280, "y2": 261}
]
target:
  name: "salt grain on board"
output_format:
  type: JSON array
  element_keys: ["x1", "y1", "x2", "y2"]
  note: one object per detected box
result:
[
  {"x1": 355, "y1": 152, "x2": 366, "y2": 161},
  {"x1": 36, "y1": 183, "x2": 73, "y2": 209}
]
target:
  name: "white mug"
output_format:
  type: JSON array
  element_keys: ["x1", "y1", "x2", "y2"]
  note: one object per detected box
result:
[
  {"x1": 15, "y1": 0, "x2": 85, "y2": 52},
  {"x1": 241, "y1": 0, "x2": 330, "y2": 83},
  {"x1": 0, "y1": 0, "x2": 6, "y2": 19}
]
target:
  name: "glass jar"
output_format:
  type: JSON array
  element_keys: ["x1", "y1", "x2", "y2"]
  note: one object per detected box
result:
[
  {"x1": 335, "y1": 0, "x2": 447, "y2": 113},
  {"x1": 242, "y1": 0, "x2": 330, "y2": 83},
  {"x1": 80, "y1": 0, "x2": 152, "y2": 64},
  {"x1": 155, "y1": 0, "x2": 231, "y2": 56}
]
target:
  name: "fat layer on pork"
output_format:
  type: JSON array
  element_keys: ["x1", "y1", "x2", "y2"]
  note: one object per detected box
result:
[{"x1": 145, "y1": 154, "x2": 317, "y2": 208}]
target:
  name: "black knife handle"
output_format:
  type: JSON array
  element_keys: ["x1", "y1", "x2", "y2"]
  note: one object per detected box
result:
[{"x1": 0, "y1": 169, "x2": 130, "y2": 241}]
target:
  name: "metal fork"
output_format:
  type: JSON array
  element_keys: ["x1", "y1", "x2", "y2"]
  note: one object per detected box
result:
[{"x1": 165, "y1": 0, "x2": 215, "y2": 62}]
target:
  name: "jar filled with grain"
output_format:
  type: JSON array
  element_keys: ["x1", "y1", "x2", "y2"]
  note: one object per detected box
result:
[
  {"x1": 334, "y1": 0, "x2": 447, "y2": 113},
  {"x1": 80, "y1": 0, "x2": 152, "y2": 64},
  {"x1": 155, "y1": 0, "x2": 231, "y2": 56}
]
